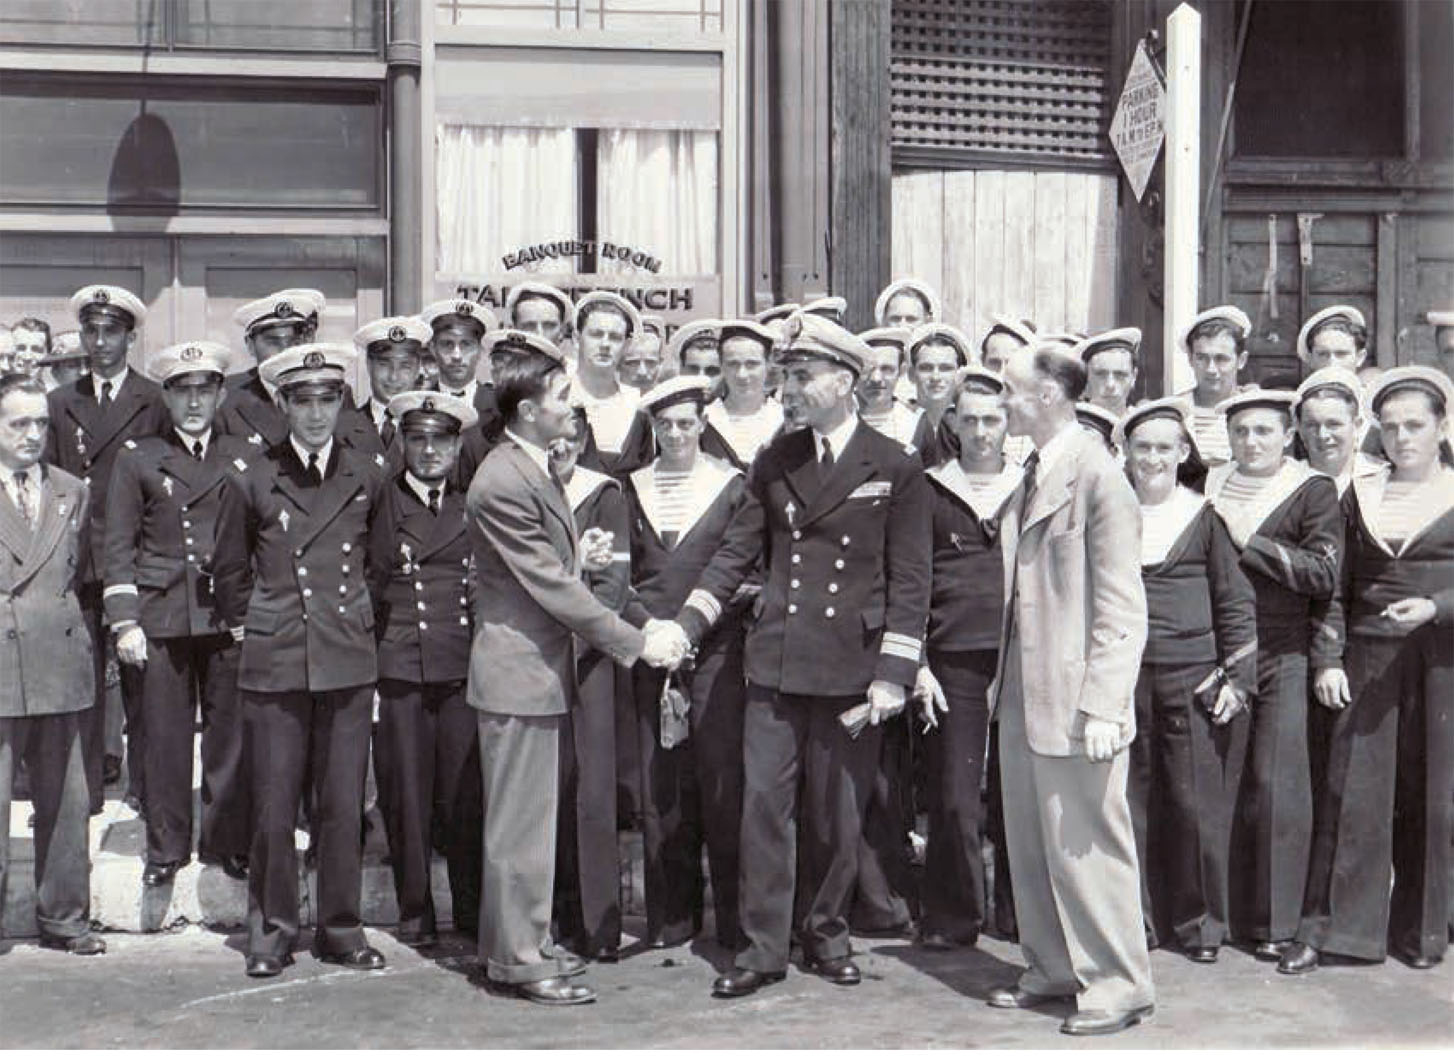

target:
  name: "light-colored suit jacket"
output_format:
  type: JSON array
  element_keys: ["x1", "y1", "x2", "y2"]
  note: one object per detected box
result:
[
  {"x1": 990, "y1": 425, "x2": 1147, "y2": 757},
  {"x1": 465, "y1": 439, "x2": 644, "y2": 717},
  {"x1": 0, "y1": 465, "x2": 95, "y2": 718}
]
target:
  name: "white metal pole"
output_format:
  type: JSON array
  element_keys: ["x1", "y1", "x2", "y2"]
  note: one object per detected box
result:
[{"x1": 1163, "y1": 3, "x2": 1201, "y2": 395}]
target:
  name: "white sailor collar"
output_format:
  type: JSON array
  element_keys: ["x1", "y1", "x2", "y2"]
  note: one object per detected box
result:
[
  {"x1": 1351, "y1": 464, "x2": 1454, "y2": 558},
  {"x1": 926, "y1": 459, "x2": 1022, "y2": 523},
  {"x1": 629, "y1": 454, "x2": 741, "y2": 545}
]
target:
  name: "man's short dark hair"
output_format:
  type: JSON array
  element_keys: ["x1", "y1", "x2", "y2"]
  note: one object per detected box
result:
[
  {"x1": 1187, "y1": 319, "x2": 1247, "y2": 356},
  {"x1": 0, "y1": 371, "x2": 47, "y2": 406},
  {"x1": 494, "y1": 350, "x2": 563, "y2": 424},
  {"x1": 1031, "y1": 347, "x2": 1087, "y2": 402},
  {"x1": 11, "y1": 317, "x2": 52, "y2": 349},
  {"x1": 1308, "y1": 316, "x2": 1368, "y2": 353}
]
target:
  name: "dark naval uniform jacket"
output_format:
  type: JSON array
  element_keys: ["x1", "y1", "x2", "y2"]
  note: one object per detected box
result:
[
  {"x1": 102, "y1": 432, "x2": 256, "y2": 639},
  {"x1": 677, "y1": 421, "x2": 933, "y2": 696},
  {"x1": 44, "y1": 371, "x2": 169, "y2": 586},
  {"x1": 368, "y1": 475, "x2": 473, "y2": 686},
  {"x1": 212, "y1": 441, "x2": 389, "y2": 694}
]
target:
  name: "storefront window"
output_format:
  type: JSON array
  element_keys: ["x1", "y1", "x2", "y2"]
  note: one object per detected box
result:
[
  {"x1": 437, "y1": 0, "x2": 722, "y2": 34},
  {"x1": 0, "y1": 77, "x2": 382, "y2": 210},
  {"x1": 0, "y1": 0, "x2": 381, "y2": 52},
  {"x1": 434, "y1": 122, "x2": 721, "y2": 322}
]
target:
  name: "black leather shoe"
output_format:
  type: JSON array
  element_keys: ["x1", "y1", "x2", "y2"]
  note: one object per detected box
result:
[
  {"x1": 1061, "y1": 1005, "x2": 1154, "y2": 1036},
  {"x1": 1277, "y1": 942, "x2": 1319, "y2": 975},
  {"x1": 1253, "y1": 940, "x2": 1291, "y2": 960},
  {"x1": 1405, "y1": 954, "x2": 1441, "y2": 970},
  {"x1": 513, "y1": 976, "x2": 597, "y2": 1006},
  {"x1": 143, "y1": 860, "x2": 184, "y2": 887},
  {"x1": 397, "y1": 928, "x2": 439, "y2": 947},
  {"x1": 245, "y1": 953, "x2": 294, "y2": 978},
  {"x1": 987, "y1": 985, "x2": 1067, "y2": 1009},
  {"x1": 40, "y1": 933, "x2": 106, "y2": 956},
  {"x1": 594, "y1": 947, "x2": 620, "y2": 964},
  {"x1": 712, "y1": 967, "x2": 786, "y2": 998},
  {"x1": 806, "y1": 955, "x2": 861, "y2": 986},
  {"x1": 917, "y1": 928, "x2": 977, "y2": 951},
  {"x1": 316, "y1": 946, "x2": 386, "y2": 970},
  {"x1": 1186, "y1": 946, "x2": 1219, "y2": 964}
]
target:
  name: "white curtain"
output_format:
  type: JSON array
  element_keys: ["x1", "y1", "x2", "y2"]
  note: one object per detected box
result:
[
  {"x1": 596, "y1": 129, "x2": 718, "y2": 276},
  {"x1": 435, "y1": 124, "x2": 578, "y2": 275}
]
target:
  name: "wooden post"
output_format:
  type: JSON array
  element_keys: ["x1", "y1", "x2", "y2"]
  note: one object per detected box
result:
[
  {"x1": 1163, "y1": 3, "x2": 1200, "y2": 395},
  {"x1": 828, "y1": 0, "x2": 891, "y2": 331}
]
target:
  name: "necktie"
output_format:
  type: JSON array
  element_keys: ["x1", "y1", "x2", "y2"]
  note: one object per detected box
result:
[
  {"x1": 427, "y1": 488, "x2": 440, "y2": 516},
  {"x1": 307, "y1": 452, "x2": 322, "y2": 484},
  {"x1": 99, "y1": 380, "x2": 113, "y2": 411},
  {"x1": 820, "y1": 436, "x2": 835, "y2": 469},
  {"x1": 13, "y1": 471, "x2": 34, "y2": 526},
  {"x1": 192, "y1": 439, "x2": 205, "y2": 461},
  {"x1": 381, "y1": 411, "x2": 396, "y2": 447},
  {"x1": 1019, "y1": 451, "x2": 1040, "y2": 520}
]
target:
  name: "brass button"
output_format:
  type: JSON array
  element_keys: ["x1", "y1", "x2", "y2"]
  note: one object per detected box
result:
[
  {"x1": 792, "y1": 530, "x2": 802, "y2": 540},
  {"x1": 792, "y1": 554, "x2": 802, "y2": 565},
  {"x1": 788, "y1": 603, "x2": 798, "y2": 614},
  {"x1": 302, "y1": 588, "x2": 313, "y2": 598},
  {"x1": 418, "y1": 621, "x2": 428, "y2": 630},
  {"x1": 790, "y1": 578, "x2": 800, "y2": 589},
  {"x1": 828, "y1": 583, "x2": 839, "y2": 594},
  {"x1": 297, "y1": 567, "x2": 307, "y2": 577},
  {"x1": 834, "y1": 559, "x2": 845, "y2": 570},
  {"x1": 341, "y1": 543, "x2": 352, "y2": 554},
  {"x1": 825, "y1": 606, "x2": 836, "y2": 618}
]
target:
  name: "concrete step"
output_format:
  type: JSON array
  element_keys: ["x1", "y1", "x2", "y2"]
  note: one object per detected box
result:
[{"x1": 5, "y1": 797, "x2": 648, "y2": 938}]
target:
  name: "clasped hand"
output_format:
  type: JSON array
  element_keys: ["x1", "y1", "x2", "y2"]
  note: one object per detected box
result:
[
  {"x1": 579, "y1": 527, "x2": 616, "y2": 572},
  {"x1": 641, "y1": 619, "x2": 692, "y2": 670}
]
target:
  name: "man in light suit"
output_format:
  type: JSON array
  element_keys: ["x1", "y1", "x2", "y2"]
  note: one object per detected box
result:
[
  {"x1": 0, "y1": 373, "x2": 105, "y2": 955},
  {"x1": 464, "y1": 331, "x2": 681, "y2": 1005},
  {"x1": 986, "y1": 342, "x2": 1153, "y2": 1036}
]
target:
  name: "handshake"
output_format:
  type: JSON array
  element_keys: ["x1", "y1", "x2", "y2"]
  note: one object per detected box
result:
[{"x1": 641, "y1": 618, "x2": 693, "y2": 670}]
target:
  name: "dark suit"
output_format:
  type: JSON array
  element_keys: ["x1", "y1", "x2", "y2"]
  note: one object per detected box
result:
[
  {"x1": 676, "y1": 421, "x2": 933, "y2": 971},
  {"x1": 45, "y1": 370, "x2": 169, "y2": 807},
  {"x1": 212, "y1": 441, "x2": 389, "y2": 961},
  {"x1": 367, "y1": 475, "x2": 481, "y2": 940},
  {"x1": 102, "y1": 432, "x2": 253, "y2": 866},
  {"x1": 0, "y1": 466, "x2": 96, "y2": 942},
  {"x1": 465, "y1": 438, "x2": 644, "y2": 985}
]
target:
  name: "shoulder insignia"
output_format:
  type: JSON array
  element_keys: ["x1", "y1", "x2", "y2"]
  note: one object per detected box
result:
[
  {"x1": 247, "y1": 433, "x2": 263, "y2": 447},
  {"x1": 124, "y1": 439, "x2": 137, "y2": 450},
  {"x1": 374, "y1": 453, "x2": 386, "y2": 467},
  {"x1": 233, "y1": 458, "x2": 249, "y2": 473},
  {"x1": 903, "y1": 443, "x2": 917, "y2": 456}
]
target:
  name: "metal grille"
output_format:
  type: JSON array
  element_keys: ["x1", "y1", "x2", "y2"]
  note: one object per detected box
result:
[{"x1": 891, "y1": 0, "x2": 1114, "y2": 167}]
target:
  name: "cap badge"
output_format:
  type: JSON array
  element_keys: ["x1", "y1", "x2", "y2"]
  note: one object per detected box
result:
[
  {"x1": 180, "y1": 345, "x2": 202, "y2": 361},
  {"x1": 388, "y1": 325, "x2": 408, "y2": 343},
  {"x1": 93, "y1": 288, "x2": 110, "y2": 305},
  {"x1": 274, "y1": 301, "x2": 293, "y2": 319},
  {"x1": 784, "y1": 316, "x2": 803, "y2": 343},
  {"x1": 456, "y1": 302, "x2": 473, "y2": 316},
  {"x1": 303, "y1": 351, "x2": 325, "y2": 369},
  {"x1": 422, "y1": 397, "x2": 436, "y2": 412}
]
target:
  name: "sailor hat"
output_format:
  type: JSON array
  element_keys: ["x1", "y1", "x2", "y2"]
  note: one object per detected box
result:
[
  {"x1": 875, "y1": 278, "x2": 942, "y2": 326},
  {"x1": 419, "y1": 299, "x2": 498, "y2": 336},
  {"x1": 386, "y1": 389, "x2": 479, "y2": 432},
  {"x1": 1297, "y1": 305, "x2": 1366, "y2": 363},
  {"x1": 355, "y1": 316, "x2": 433, "y2": 357},
  {"x1": 70, "y1": 285, "x2": 147, "y2": 328},
  {"x1": 233, "y1": 289, "x2": 325, "y2": 335},
  {"x1": 148, "y1": 340, "x2": 233, "y2": 384}
]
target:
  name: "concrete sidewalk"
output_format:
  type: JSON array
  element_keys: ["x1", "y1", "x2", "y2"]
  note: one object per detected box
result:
[{"x1": 0, "y1": 921, "x2": 1448, "y2": 1049}]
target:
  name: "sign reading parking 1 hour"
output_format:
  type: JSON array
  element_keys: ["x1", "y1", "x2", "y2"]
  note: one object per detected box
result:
[{"x1": 1109, "y1": 40, "x2": 1166, "y2": 203}]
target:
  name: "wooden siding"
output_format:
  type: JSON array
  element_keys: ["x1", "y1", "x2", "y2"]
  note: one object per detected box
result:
[{"x1": 891, "y1": 167, "x2": 1118, "y2": 341}]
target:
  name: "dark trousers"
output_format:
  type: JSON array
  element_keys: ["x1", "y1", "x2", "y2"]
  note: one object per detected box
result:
[
  {"x1": 737, "y1": 687, "x2": 881, "y2": 973},
  {"x1": 850, "y1": 711, "x2": 916, "y2": 932},
  {"x1": 243, "y1": 685, "x2": 373, "y2": 960},
  {"x1": 1129, "y1": 659, "x2": 1249, "y2": 951},
  {"x1": 553, "y1": 649, "x2": 621, "y2": 957},
  {"x1": 633, "y1": 630, "x2": 746, "y2": 950},
  {"x1": 374, "y1": 679, "x2": 481, "y2": 939},
  {"x1": 1230, "y1": 638, "x2": 1314, "y2": 943},
  {"x1": 919, "y1": 649, "x2": 994, "y2": 942},
  {"x1": 142, "y1": 634, "x2": 250, "y2": 866},
  {"x1": 1298, "y1": 628, "x2": 1453, "y2": 962},
  {"x1": 80, "y1": 588, "x2": 144, "y2": 811},
  {"x1": 0, "y1": 712, "x2": 92, "y2": 940},
  {"x1": 985, "y1": 721, "x2": 1017, "y2": 938}
]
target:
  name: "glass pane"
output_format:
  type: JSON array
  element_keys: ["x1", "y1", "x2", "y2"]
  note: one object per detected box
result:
[
  {"x1": 1235, "y1": 0, "x2": 1403, "y2": 158},
  {"x1": 0, "y1": 78, "x2": 381, "y2": 209},
  {"x1": 1420, "y1": 0, "x2": 1453, "y2": 162},
  {"x1": 438, "y1": 0, "x2": 580, "y2": 30},
  {"x1": 0, "y1": 0, "x2": 162, "y2": 47},
  {"x1": 175, "y1": 0, "x2": 381, "y2": 52}
]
